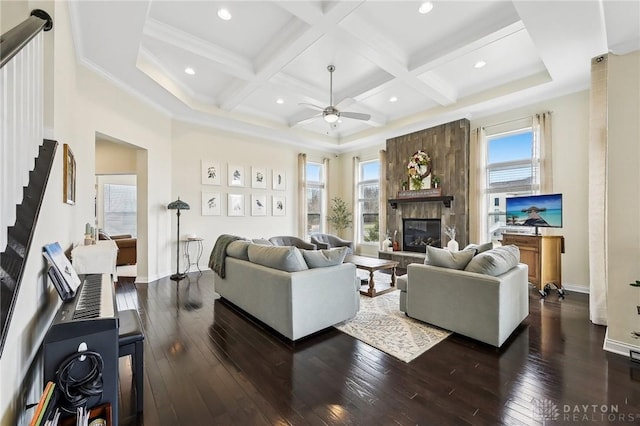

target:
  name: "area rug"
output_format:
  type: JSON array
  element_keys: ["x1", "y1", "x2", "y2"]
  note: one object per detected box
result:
[{"x1": 335, "y1": 291, "x2": 451, "y2": 363}]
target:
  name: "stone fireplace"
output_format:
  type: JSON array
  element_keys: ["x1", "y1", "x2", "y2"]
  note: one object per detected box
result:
[
  {"x1": 403, "y1": 218, "x2": 441, "y2": 252},
  {"x1": 385, "y1": 119, "x2": 470, "y2": 249}
]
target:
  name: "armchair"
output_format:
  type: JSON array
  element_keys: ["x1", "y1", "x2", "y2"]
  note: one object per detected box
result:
[
  {"x1": 99, "y1": 230, "x2": 137, "y2": 266},
  {"x1": 268, "y1": 236, "x2": 316, "y2": 250},
  {"x1": 269, "y1": 235, "x2": 316, "y2": 250},
  {"x1": 310, "y1": 233, "x2": 353, "y2": 254}
]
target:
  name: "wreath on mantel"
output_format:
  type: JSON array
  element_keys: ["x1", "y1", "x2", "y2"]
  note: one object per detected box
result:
[{"x1": 407, "y1": 150, "x2": 432, "y2": 189}]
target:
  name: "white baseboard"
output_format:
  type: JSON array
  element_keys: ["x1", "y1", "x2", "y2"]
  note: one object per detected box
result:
[
  {"x1": 603, "y1": 328, "x2": 640, "y2": 357},
  {"x1": 561, "y1": 282, "x2": 589, "y2": 294}
]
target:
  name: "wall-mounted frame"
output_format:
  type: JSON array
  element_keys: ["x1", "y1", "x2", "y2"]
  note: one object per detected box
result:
[
  {"x1": 251, "y1": 194, "x2": 267, "y2": 216},
  {"x1": 228, "y1": 193, "x2": 245, "y2": 216},
  {"x1": 63, "y1": 143, "x2": 76, "y2": 205},
  {"x1": 272, "y1": 169, "x2": 286, "y2": 190},
  {"x1": 201, "y1": 161, "x2": 221, "y2": 185},
  {"x1": 251, "y1": 166, "x2": 267, "y2": 189},
  {"x1": 272, "y1": 195, "x2": 286, "y2": 216},
  {"x1": 201, "y1": 191, "x2": 221, "y2": 216},
  {"x1": 228, "y1": 165, "x2": 245, "y2": 187}
]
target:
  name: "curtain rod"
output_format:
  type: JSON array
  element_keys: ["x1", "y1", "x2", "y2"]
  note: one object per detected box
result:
[{"x1": 481, "y1": 111, "x2": 552, "y2": 130}]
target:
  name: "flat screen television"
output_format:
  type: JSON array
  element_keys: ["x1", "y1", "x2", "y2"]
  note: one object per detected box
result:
[{"x1": 505, "y1": 193, "x2": 563, "y2": 234}]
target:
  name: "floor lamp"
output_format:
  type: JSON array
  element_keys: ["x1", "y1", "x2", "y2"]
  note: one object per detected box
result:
[{"x1": 168, "y1": 197, "x2": 190, "y2": 281}]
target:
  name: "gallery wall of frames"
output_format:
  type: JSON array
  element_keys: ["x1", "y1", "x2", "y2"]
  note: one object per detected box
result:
[{"x1": 200, "y1": 161, "x2": 286, "y2": 217}]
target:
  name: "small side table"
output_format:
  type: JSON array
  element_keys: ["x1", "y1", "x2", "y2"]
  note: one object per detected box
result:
[{"x1": 183, "y1": 237, "x2": 204, "y2": 274}]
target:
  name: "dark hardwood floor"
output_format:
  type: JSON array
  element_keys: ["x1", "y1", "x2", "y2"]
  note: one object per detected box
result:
[{"x1": 115, "y1": 272, "x2": 640, "y2": 425}]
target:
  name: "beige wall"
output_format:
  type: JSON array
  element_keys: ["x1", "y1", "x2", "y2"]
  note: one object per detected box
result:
[
  {"x1": 169, "y1": 120, "x2": 331, "y2": 272},
  {"x1": 339, "y1": 91, "x2": 591, "y2": 289},
  {"x1": 606, "y1": 51, "x2": 640, "y2": 349},
  {"x1": 95, "y1": 139, "x2": 138, "y2": 174},
  {"x1": 0, "y1": 2, "x2": 173, "y2": 423},
  {"x1": 469, "y1": 91, "x2": 591, "y2": 292}
]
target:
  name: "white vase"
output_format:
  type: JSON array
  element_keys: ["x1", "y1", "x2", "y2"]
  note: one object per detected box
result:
[{"x1": 447, "y1": 239, "x2": 459, "y2": 252}]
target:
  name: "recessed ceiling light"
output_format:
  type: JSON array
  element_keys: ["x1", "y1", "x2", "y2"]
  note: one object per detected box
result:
[
  {"x1": 217, "y1": 8, "x2": 232, "y2": 21},
  {"x1": 389, "y1": 96, "x2": 398, "y2": 103},
  {"x1": 276, "y1": 98, "x2": 284, "y2": 104},
  {"x1": 184, "y1": 67, "x2": 195, "y2": 75},
  {"x1": 474, "y1": 60, "x2": 487, "y2": 69},
  {"x1": 418, "y1": 2, "x2": 434, "y2": 14}
]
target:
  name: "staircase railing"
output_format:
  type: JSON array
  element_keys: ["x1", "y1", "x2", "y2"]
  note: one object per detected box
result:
[
  {"x1": 0, "y1": 9, "x2": 52, "y2": 250},
  {"x1": 0, "y1": 9, "x2": 53, "y2": 355}
]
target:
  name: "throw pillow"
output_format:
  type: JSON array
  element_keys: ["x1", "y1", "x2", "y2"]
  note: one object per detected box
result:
[
  {"x1": 251, "y1": 238, "x2": 273, "y2": 246},
  {"x1": 424, "y1": 246, "x2": 475, "y2": 270},
  {"x1": 463, "y1": 242, "x2": 493, "y2": 256},
  {"x1": 464, "y1": 245, "x2": 520, "y2": 276},
  {"x1": 247, "y1": 244, "x2": 309, "y2": 272},
  {"x1": 301, "y1": 247, "x2": 348, "y2": 268},
  {"x1": 226, "y1": 240, "x2": 251, "y2": 260}
]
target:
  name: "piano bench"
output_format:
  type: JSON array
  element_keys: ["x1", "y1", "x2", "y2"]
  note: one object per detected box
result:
[{"x1": 119, "y1": 309, "x2": 145, "y2": 413}]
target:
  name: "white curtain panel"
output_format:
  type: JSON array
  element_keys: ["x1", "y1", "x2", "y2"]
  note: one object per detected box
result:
[
  {"x1": 469, "y1": 127, "x2": 487, "y2": 243},
  {"x1": 297, "y1": 153, "x2": 307, "y2": 238},
  {"x1": 535, "y1": 112, "x2": 554, "y2": 193},
  {"x1": 323, "y1": 157, "x2": 330, "y2": 235},
  {"x1": 352, "y1": 156, "x2": 359, "y2": 246},
  {"x1": 379, "y1": 150, "x2": 387, "y2": 250},
  {"x1": 588, "y1": 55, "x2": 609, "y2": 325}
]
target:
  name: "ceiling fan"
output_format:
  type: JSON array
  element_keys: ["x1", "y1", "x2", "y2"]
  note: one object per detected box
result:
[{"x1": 298, "y1": 65, "x2": 371, "y2": 125}]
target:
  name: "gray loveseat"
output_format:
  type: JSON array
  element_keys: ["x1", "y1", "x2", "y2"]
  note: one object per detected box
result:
[
  {"x1": 398, "y1": 245, "x2": 529, "y2": 347},
  {"x1": 214, "y1": 241, "x2": 359, "y2": 340}
]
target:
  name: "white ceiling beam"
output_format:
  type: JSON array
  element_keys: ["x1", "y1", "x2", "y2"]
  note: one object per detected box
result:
[
  {"x1": 336, "y1": 24, "x2": 457, "y2": 106},
  {"x1": 512, "y1": 1, "x2": 607, "y2": 82},
  {"x1": 142, "y1": 18, "x2": 254, "y2": 80},
  {"x1": 219, "y1": 1, "x2": 366, "y2": 111}
]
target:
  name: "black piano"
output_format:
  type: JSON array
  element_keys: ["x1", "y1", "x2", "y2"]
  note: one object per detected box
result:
[{"x1": 43, "y1": 273, "x2": 119, "y2": 424}]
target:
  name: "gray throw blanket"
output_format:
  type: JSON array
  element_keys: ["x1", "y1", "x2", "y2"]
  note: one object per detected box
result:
[{"x1": 209, "y1": 234, "x2": 243, "y2": 278}]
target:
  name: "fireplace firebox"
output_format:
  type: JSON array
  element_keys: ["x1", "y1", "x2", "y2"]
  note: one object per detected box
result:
[{"x1": 402, "y1": 218, "x2": 441, "y2": 252}]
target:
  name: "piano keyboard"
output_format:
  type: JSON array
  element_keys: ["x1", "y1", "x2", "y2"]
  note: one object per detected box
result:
[{"x1": 72, "y1": 273, "x2": 115, "y2": 319}]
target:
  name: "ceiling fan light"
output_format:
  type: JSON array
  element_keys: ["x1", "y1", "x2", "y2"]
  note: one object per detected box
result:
[
  {"x1": 324, "y1": 112, "x2": 340, "y2": 123},
  {"x1": 217, "y1": 8, "x2": 232, "y2": 20},
  {"x1": 418, "y1": 2, "x2": 434, "y2": 14}
]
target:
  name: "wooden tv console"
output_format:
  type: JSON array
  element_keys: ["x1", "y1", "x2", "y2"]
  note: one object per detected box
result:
[{"x1": 502, "y1": 233, "x2": 564, "y2": 292}]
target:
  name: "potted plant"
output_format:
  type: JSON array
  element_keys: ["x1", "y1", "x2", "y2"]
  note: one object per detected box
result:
[
  {"x1": 327, "y1": 197, "x2": 353, "y2": 236},
  {"x1": 432, "y1": 176, "x2": 441, "y2": 188}
]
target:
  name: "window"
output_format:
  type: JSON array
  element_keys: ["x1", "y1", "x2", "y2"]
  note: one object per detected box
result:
[
  {"x1": 306, "y1": 162, "x2": 324, "y2": 237},
  {"x1": 357, "y1": 160, "x2": 380, "y2": 243},
  {"x1": 103, "y1": 183, "x2": 137, "y2": 236},
  {"x1": 484, "y1": 128, "x2": 538, "y2": 242}
]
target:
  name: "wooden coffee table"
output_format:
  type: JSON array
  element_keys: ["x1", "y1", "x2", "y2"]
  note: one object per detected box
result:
[{"x1": 345, "y1": 254, "x2": 399, "y2": 297}]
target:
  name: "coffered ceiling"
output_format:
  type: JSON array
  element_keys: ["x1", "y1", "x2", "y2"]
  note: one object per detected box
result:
[{"x1": 69, "y1": 1, "x2": 639, "y2": 152}]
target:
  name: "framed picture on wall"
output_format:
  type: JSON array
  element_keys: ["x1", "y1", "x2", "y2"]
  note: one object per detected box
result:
[
  {"x1": 201, "y1": 192, "x2": 221, "y2": 216},
  {"x1": 228, "y1": 165, "x2": 245, "y2": 187},
  {"x1": 63, "y1": 143, "x2": 76, "y2": 205},
  {"x1": 272, "y1": 195, "x2": 285, "y2": 216},
  {"x1": 251, "y1": 167, "x2": 267, "y2": 189},
  {"x1": 272, "y1": 169, "x2": 286, "y2": 190},
  {"x1": 251, "y1": 194, "x2": 267, "y2": 216},
  {"x1": 228, "y1": 194, "x2": 245, "y2": 216},
  {"x1": 201, "y1": 161, "x2": 221, "y2": 185}
]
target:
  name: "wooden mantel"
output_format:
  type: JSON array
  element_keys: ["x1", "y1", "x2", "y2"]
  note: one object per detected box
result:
[{"x1": 388, "y1": 195, "x2": 454, "y2": 209}]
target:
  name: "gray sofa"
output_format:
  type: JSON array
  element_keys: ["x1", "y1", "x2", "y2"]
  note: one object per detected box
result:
[
  {"x1": 398, "y1": 245, "x2": 529, "y2": 347},
  {"x1": 214, "y1": 242, "x2": 359, "y2": 340}
]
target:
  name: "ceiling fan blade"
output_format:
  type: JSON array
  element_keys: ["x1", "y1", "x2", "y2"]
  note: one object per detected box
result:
[
  {"x1": 298, "y1": 102, "x2": 325, "y2": 112},
  {"x1": 340, "y1": 111, "x2": 371, "y2": 121},
  {"x1": 292, "y1": 113, "x2": 322, "y2": 126}
]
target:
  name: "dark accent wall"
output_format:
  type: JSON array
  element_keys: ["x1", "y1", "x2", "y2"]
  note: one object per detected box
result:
[{"x1": 385, "y1": 119, "x2": 470, "y2": 248}]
